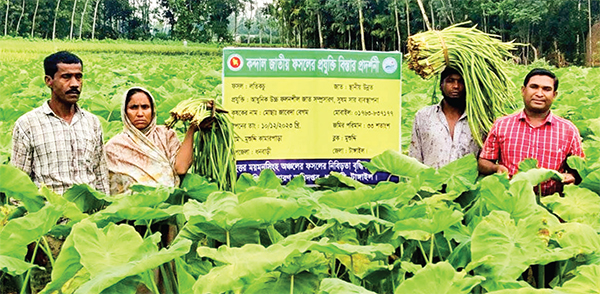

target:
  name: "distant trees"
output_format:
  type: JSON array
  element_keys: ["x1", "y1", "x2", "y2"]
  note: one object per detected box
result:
[
  {"x1": 264, "y1": 0, "x2": 598, "y2": 65},
  {"x1": 159, "y1": 0, "x2": 242, "y2": 42},
  {"x1": 0, "y1": 0, "x2": 154, "y2": 40},
  {"x1": 0, "y1": 0, "x2": 597, "y2": 65}
]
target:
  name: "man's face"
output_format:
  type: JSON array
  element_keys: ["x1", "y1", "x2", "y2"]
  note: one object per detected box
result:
[
  {"x1": 522, "y1": 75, "x2": 556, "y2": 114},
  {"x1": 45, "y1": 63, "x2": 83, "y2": 105},
  {"x1": 441, "y1": 73, "x2": 465, "y2": 100}
]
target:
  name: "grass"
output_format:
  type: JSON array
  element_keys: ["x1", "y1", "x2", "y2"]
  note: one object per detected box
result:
[{"x1": 0, "y1": 36, "x2": 223, "y2": 62}]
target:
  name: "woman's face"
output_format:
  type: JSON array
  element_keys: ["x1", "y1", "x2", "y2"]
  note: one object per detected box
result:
[{"x1": 126, "y1": 91, "x2": 153, "y2": 130}]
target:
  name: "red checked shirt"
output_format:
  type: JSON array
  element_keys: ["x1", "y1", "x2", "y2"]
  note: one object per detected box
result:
[{"x1": 480, "y1": 110, "x2": 584, "y2": 195}]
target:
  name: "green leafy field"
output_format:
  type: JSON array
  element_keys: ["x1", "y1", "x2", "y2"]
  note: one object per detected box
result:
[{"x1": 1, "y1": 39, "x2": 600, "y2": 293}]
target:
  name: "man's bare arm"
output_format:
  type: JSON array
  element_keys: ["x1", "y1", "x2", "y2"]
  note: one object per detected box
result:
[{"x1": 478, "y1": 157, "x2": 508, "y2": 175}]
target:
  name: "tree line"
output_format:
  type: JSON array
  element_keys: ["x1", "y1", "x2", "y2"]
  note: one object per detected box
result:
[
  {"x1": 1, "y1": 0, "x2": 153, "y2": 40},
  {"x1": 0, "y1": 0, "x2": 250, "y2": 41},
  {"x1": 265, "y1": 0, "x2": 599, "y2": 65},
  {"x1": 1, "y1": 0, "x2": 598, "y2": 65}
]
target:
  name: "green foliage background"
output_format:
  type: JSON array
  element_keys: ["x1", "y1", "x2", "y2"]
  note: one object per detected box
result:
[{"x1": 0, "y1": 38, "x2": 600, "y2": 293}]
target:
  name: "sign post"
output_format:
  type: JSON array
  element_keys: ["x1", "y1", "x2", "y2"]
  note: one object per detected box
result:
[{"x1": 223, "y1": 48, "x2": 402, "y2": 183}]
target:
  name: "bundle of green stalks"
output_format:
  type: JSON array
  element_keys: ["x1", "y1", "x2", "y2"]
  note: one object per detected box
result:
[
  {"x1": 166, "y1": 98, "x2": 237, "y2": 191},
  {"x1": 407, "y1": 22, "x2": 520, "y2": 146}
]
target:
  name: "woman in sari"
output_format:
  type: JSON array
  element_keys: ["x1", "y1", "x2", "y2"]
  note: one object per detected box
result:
[{"x1": 105, "y1": 86, "x2": 197, "y2": 195}]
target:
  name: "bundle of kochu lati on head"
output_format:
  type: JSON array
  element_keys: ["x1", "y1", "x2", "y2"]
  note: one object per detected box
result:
[
  {"x1": 165, "y1": 98, "x2": 237, "y2": 192},
  {"x1": 406, "y1": 22, "x2": 521, "y2": 146}
]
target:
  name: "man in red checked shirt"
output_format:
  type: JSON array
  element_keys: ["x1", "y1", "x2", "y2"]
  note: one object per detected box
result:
[{"x1": 478, "y1": 68, "x2": 585, "y2": 195}]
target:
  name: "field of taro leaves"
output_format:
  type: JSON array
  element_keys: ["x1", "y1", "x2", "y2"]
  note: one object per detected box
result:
[{"x1": 1, "y1": 39, "x2": 600, "y2": 293}]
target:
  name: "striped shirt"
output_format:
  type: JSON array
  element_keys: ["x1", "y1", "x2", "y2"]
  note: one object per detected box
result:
[
  {"x1": 11, "y1": 101, "x2": 109, "y2": 195},
  {"x1": 409, "y1": 102, "x2": 480, "y2": 168},
  {"x1": 480, "y1": 110, "x2": 584, "y2": 195}
]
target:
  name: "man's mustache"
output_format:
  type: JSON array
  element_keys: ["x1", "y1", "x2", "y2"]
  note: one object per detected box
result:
[{"x1": 66, "y1": 89, "x2": 80, "y2": 95}]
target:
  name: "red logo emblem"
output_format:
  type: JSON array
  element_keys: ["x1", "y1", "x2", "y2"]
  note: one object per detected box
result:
[
  {"x1": 230, "y1": 57, "x2": 241, "y2": 68},
  {"x1": 227, "y1": 54, "x2": 243, "y2": 71}
]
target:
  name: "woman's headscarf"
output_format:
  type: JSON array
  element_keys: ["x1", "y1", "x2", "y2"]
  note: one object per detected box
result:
[{"x1": 105, "y1": 87, "x2": 180, "y2": 193}]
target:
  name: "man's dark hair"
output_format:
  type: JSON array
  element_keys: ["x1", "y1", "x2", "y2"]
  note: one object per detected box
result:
[
  {"x1": 44, "y1": 51, "x2": 83, "y2": 77},
  {"x1": 440, "y1": 67, "x2": 462, "y2": 85},
  {"x1": 523, "y1": 68, "x2": 558, "y2": 91}
]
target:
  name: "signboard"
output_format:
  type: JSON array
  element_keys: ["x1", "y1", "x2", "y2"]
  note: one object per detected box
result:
[{"x1": 223, "y1": 48, "x2": 401, "y2": 183}]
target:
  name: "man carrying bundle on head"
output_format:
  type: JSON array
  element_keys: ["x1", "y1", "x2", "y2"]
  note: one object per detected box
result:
[
  {"x1": 405, "y1": 24, "x2": 519, "y2": 168},
  {"x1": 409, "y1": 67, "x2": 480, "y2": 168}
]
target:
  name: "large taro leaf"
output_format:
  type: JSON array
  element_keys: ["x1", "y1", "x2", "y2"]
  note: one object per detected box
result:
[
  {"x1": 72, "y1": 219, "x2": 145, "y2": 276},
  {"x1": 245, "y1": 271, "x2": 321, "y2": 294},
  {"x1": 542, "y1": 185, "x2": 600, "y2": 229},
  {"x1": 318, "y1": 278, "x2": 377, "y2": 294},
  {"x1": 479, "y1": 175, "x2": 539, "y2": 222},
  {"x1": 65, "y1": 219, "x2": 192, "y2": 294},
  {"x1": 194, "y1": 242, "x2": 312, "y2": 293},
  {"x1": 581, "y1": 169, "x2": 600, "y2": 195},
  {"x1": 0, "y1": 255, "x2": 42, "y2": 276},
  {"x1": 88, "y1": 187, "x2": 180, "y2": 227},
  {"x1": 394, "y1": 261, "x2": 484, "y2": 294},
  {"x1": 336, "y1": 251, "x2": 392, "y2": 279},
  {"x1": 73, "y1": 239, "x2": 191, "y2": 294},
  {"x1": 510, "y1": 167, "x2": 562, "y2": 187},
  {"x1": 39, "y1": 232, "x2": 82, "y2": 294},
  {"x1": 318, "y1": 181, "x2": 415, "y2": 209},
  {"x1": 180, "y1": 173, "x2": 219, "y2": 202},
  {"x1": 278, "y1": 223, "x2": 334, "y2": 246},
  {"x1": 194, "y1": 224, "x2": 332, "y2": 293},
  {"x1": 237, "y1": 186, "x2": 280, "y2": 203},
  {"x1": 230, "y1": 196, "x2": 315, "y2": 225},
  {"x1": 286, "y1": 174, "x2": 307, "y2": 189},
  {"x1": 362, "y1": 149, "x2": 430, "y2": 179},
  {"x1": 393, "y1": 208, "x2": 463, "y2": 242},
  {"x1": 0, "y1": 204, "x2": 62, "y2": 259},
  {"x1": 41, "y1": 186, "x2": 87, "y2": 222},
  {"x1": 0, "y1": 164, "x2": 45, "y2": 212},
  {"x1": 235, "y1": 173, "x2": 258, "y2": 193},
  {"x1": 174, "y1": 257, "x2": 196, "y2": 294},
  {"x1": 553, "y1": 222, "x2": 600, "y2": 254},
  {"x1": 470, "y1": 211, "x2": 570, "y2": 288},
  {"x1": 182, "y1": 194, "x2": 263, "y2": 245},
  {"x1": 436, "y1": 154, "x2": 478, "y2": 194},
  {"x1": 314, "y1": 205, "x2": 393, "y2": 228},
  {"x1": 556, "y1": 264, "x2": 600, "y2": 294},
  {"x1": 308, "y1": 238, "x2": 394, "y2": 261},
  {"x1": 257, "y1": 168, "x2": 283, "y2": 190},
  {"x1": 278, "y1": 251, "x2": 329, "y2": 276},
  {"x1": 63, "y1": 184, "x2": 109, "y2": 213},
  {"x1": 231, "y1": 169, "x2": 280, "y2": 193},
  {"x1": 555, "y1": 264, "x2": 600, "y2": 293},
  {"x1": 567, "y1": 156, "x2": 590, "y2": 179},
  {"x1": 487, "y1": 288, "x2": 564, "y2": 294},
  {"x1": 315, "y1": 172, "x2": 367, "y2": 190},
  {"x1": 518, "y1": 158, "x2": 539, "y2": 172},
  {"x1": 409, "y1": 168, "x2": 445, "y2": 192},
  {"x1": 183, "y1": 192, "x2": 238, "y2": 227}
]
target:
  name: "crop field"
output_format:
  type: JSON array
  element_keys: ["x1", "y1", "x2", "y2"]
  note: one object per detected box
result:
[{"x1": 1, "y1": 38, "x2": 600, "y2": 293}]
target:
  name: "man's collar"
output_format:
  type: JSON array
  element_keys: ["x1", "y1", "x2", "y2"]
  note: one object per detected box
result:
[
  {"x1": 436, "y1": 100, "x2": 467, "y2": 120},
  {"x1": 518, "y1": 109, "x2": 553, "y2": 125},
  {"x1": 42, "y1": 101, "x2": 81, "y2": 118}
]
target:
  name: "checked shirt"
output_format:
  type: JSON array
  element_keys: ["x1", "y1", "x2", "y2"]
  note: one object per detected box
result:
[
  {"x1": 11, "y1": 101, "x2": 109, "y2": 195},
  {"x1": 480, "y1": 110, "x2": 584, "y2": 195}
]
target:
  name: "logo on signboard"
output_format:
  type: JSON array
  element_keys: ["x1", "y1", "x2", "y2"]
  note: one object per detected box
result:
[
  {"x1": 227, "y1": 54, "x2": 244, "y2": 71},
  {"x1": 382, "y1": 57, "x2": 398, "y2": 74}
]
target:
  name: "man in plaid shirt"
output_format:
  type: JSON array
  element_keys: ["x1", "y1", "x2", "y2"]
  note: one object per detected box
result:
[
  {"x1": 478, "y1": 68, "x2": 584, "y2": 195},
  {"x1": 11, "y1": 51, "x2": 109, "y2": 195}
]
